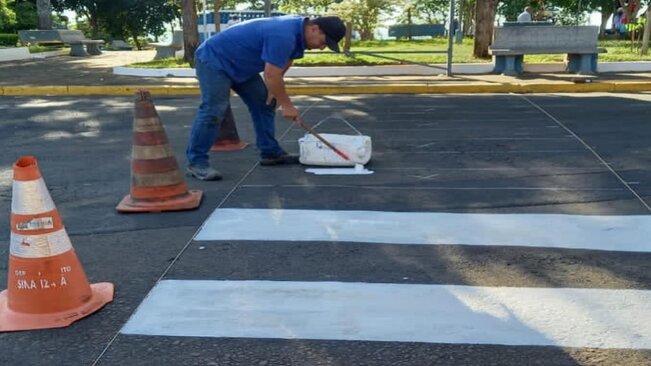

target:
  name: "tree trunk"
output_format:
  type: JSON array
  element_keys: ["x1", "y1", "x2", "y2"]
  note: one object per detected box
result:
[
  {"x1": 600, "y1": 11, "x2": 612, "y2": 38},
  {"x1": 343, "y1": 21, "x2": 352, "y2": 52},
  {"x1": 131, "y1": 31, "x2": 142, "y2": 50},
  {"x1": 183, "y1": 0, "x2": 200, "y2": 67},
  {"x1": 641, "y1": 8, "x2": 651, "y2": 55},
  {"x1": 473, "y1": 0, "x2": 497, "y2": 59},
  {"x1": 36, "y1": 0, "x2": 52, "y2": 30},
  {"x1": 214, "y1": 0, "x2": 223, "y2": 33},
  {"x1": 360, "y1": 29, "x2": 373, "y2": 41},
  {"x1": 464, "y1": 4, "x2": 475, "y2": 36},
  {"x1": 89, "y1": 15, "x2": 99, "y2": 38}
]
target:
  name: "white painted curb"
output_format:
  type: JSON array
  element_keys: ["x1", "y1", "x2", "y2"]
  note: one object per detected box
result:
[
  {"x1": 598, "y1": 61, "x2": 651, "y2": 72},
  {"x1": 113, "y1": 63, "x2": 495, "y2": 78},
  {"x1": 0, "y1": 47, "x2": 30, "y2": 62},
  {"x1": 0, "y1": 47, "x2": 68, "y2": 62},
  {"x1": 113, "y1": 61, "x2": 651, "y2": 78},
  {"x1": 113, "y1": 66, "x2": 196, "y2": 77}
]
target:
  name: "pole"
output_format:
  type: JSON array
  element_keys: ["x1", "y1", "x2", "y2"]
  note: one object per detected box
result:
[
  {"x1": 447, "y1": 0, "x2": 455, "y2": 76},
  {"x1": 264, "y1": 0, "x2": 271, "y2": 17}
]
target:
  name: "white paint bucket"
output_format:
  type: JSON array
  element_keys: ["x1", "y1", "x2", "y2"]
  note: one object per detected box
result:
[{"x1": 298, "y1": 117, "x2": 372, "y2": 167}]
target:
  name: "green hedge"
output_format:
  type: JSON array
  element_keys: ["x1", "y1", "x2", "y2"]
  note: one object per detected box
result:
[{"x1": 0, "y1": 33, "x2": 19, "y2": 47}]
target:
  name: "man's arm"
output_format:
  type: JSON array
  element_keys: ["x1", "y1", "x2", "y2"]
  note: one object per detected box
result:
[
  {"x1": 283, "y1": 60, "x2": 293, "y2": 75},
  {"x1": 264, "y1": 62, "x2": 299, "y2": 121}
]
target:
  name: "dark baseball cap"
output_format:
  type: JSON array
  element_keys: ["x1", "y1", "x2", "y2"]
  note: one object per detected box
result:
[{"x1": 313, "y1": 16, "x2": 346, "y2": 53}]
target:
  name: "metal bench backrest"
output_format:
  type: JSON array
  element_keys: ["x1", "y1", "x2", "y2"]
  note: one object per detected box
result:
[
  {"x1": 492, "y1": 25, "x2": 599, "y2": 51},
  {"x1": 57, "y1": 30, "x2": 88, "y2": 43},
  {"x1": 17, "y1": 30, "x2": 63, "y2": 45}
]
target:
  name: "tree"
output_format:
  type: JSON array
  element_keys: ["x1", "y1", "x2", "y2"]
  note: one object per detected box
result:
[
  {"x1": 0, "y1": 0, "x2": 17, "y2": 32},
  {"x1": 36, "y1": 0, "x2": 52, "y2": 28},
  {"x1": 212, "y1": 0, "x2": 240, "y2": 33},
  {"x1": 14, "y1": 0, "x2": 38, "y2": 31},
  {"x1": 473, "y1": 0, "x2": 497, "y2": 58},
  {"x1": 412, "y1": 0, "x2": 450, "y2": 23},
  {"x1": 52, "y1": 0, "x2": 102, "y2": 36},
  {"x1": 102, "y1": 0, "x2": 179, "y2": 48},
  {"x1": 277, "y1": 0, "x2": 334, "y2": 13},
  {"x1": 182, "y1": 0, "x2": 199, "y2": 66},
  {"x1": 641, "y1": 5, "x2": 650, "y2": 54},
  {"x1": 329, "y1": 0, "x2": 392, "y2": 41}
]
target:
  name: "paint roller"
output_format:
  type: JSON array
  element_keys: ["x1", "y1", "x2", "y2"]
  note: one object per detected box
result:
[
  {"x1": 294, "y1": 117, "x2": 351, "y2": 162},
  {"x1": 269, "y1": 97, "x2": 350, "y2": 161}
]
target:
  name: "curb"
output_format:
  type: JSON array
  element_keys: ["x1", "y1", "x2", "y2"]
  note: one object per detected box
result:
[
  {"x1": 2, "y1": 82, "x2": 651, "y2": 96},
  {"x1": 113, "y1": 62, "x2": 651, "y2": 78}
]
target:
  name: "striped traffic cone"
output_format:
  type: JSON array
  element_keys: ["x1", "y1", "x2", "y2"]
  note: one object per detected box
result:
[
  {"x1": 116, "y1": 90, "x2": 202, "y2": 213},
  {"x1": 0, "y1": 156, "x2": 114, "y2": 332},
  {"x1": 210, "y1": 105, "x2": 249, "y2": 151}
]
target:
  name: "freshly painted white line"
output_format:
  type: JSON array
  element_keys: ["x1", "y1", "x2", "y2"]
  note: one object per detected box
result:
[
  {"x1": 195, "y1": 209, "x2": 651, "y2": 252},
  {"x1": 305, "y1": 167, "x2": 374, "y2": 175},
  {"x1": 121, "y1": 280, "x2": 651, "y2": 349}
]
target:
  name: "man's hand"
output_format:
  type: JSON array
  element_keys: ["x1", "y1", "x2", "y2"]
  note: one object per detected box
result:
[
  {"x1": 266, "y1": 94, "x2": 278, "y2": 109},
  {"x1": 281, "y1": 103, "x2": 300, "y2": 121}
]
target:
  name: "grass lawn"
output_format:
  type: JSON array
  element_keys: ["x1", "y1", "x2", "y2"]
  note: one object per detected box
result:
[
  {"x1": 28, "y1": 45, "x2": 69, "y2": 54},
  {"x1": 130, "y1": 38, "x2": 651, "y2": 68}
]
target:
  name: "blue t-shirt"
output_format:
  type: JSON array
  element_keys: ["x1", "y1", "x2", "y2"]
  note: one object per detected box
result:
[{"x1": 196, "y1": 16, "x2": 306, "y2": 83}]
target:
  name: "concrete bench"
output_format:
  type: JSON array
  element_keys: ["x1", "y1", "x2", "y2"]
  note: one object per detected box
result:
[
  {"x1": 18, "y1": 30, "x2": 64, "y2": 47},
  {"x1": 57, "y1": 30, "x2": 104, "y2": 56},
  {"x1": 489, "y1": 25, "x2": 606, "y2": 75},
  {"x1": 109, "y1": 40, "x2": 133, "y2": 50},
  {"x1": 151, "y1": 30, "x2": 183, "y2": 60},
  {"x1": 18, "y1": 29, "x2": 104, "y2": 57}
]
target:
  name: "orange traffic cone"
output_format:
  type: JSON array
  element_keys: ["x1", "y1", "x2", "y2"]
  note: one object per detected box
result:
[
  {"x1": 0, "y1": 156, "x2": 114, "y2": 332},
  {"x1": 210, "y1": 105, "x2": 249, "y2": 151},
  {"x1": 116, "y1": 90, "x2": 202, "y2": 213}
]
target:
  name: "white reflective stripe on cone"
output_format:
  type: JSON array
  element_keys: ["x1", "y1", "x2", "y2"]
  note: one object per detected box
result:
[
  {"x1": 10, "y1": 228, "x2": 73, "y2": 258},
  {"x1": 11, "y1": 178, "x2": 56, "y2": 215}
]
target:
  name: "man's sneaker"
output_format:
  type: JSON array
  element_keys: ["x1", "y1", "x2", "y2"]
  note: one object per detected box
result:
[
  {"x1": 186, "y1": 165, "x2": 222, "y2": 181},
  {"x1": 260, "y1": 154, "x2": 300, "y2": 166}
]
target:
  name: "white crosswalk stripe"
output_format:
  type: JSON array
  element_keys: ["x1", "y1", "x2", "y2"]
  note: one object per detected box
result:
[
  {"x1": 122, "y1": 208, "x2": 651, "y2": 350},
  {"x1": 194, "y1": 208, "x2": 651, "y2": 252},
  {"x1": 122, "y1": 279, "x2": 651, "y2": 349}
]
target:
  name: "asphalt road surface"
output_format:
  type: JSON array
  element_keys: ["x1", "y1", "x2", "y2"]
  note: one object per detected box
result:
[{"x1": 1, "y1": 93, "x2": 650, "y2": 366}]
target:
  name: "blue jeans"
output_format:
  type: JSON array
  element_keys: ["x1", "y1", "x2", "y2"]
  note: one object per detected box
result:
[{"x1": 186, "y1": 58, "x2": 286, "y2": 167}]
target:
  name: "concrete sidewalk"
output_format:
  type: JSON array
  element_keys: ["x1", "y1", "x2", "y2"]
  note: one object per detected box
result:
[{"x1": 3, "y1": 50, "x2": 651, "y2": 95}]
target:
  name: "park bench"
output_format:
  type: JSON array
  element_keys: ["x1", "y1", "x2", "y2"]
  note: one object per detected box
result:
[
  {"x1": 57, "y1": 30, "x2": 104, "y2": 56},
  {"x1": 18, "y1": 29, "x2": 104, "y2": 57},
  {"x1": 489, "y1": 25, "x2": 606, "y2": 75},
  {"x1": 151, "y1": 30, "x2": 183, "y2": 60},
  {"x1": 18, "y1": 30, "x2": 64, "y2": 47},
  {"x1": 109, "y1": 40, "x2": 133, "y2": 50}
]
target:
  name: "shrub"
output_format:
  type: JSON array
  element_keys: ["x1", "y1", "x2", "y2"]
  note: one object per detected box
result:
[{"x1": 0, "y1": 32, "x2": 17, "y2": 46}]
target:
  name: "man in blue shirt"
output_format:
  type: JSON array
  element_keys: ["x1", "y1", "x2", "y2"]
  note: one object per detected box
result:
[{"x1": 186, "y1": 15, "x2": 346, "y2": 180}]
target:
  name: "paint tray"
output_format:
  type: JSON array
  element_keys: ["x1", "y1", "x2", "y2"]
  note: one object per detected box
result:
[{"x1": 298, "y1": 117, "x2": 372, "y2": 167}]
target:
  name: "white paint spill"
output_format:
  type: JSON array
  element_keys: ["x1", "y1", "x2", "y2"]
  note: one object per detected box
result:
[
  {"x1": 120, "y1": 280, "x2": 651, "y2": 349},
  {"x1": 305, "y1": 164, "x2": 374, "y2": 175},
  {"x1": 195, "y1": 208, "x2": 651, "y2": 252}
]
